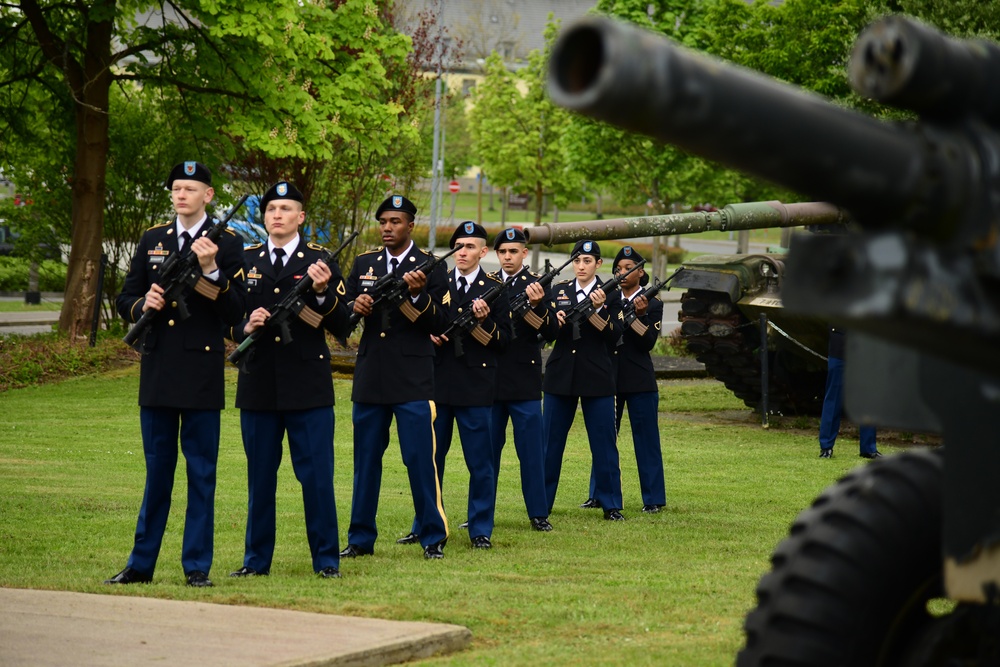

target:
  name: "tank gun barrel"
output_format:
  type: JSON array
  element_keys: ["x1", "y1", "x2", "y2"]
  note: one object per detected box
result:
[
  {"x1": 547, "y1": 16, "x2": 976, "y2": 242},
  {"x1": 523, "y1": 201, "x2": 846, "y2": 246}
]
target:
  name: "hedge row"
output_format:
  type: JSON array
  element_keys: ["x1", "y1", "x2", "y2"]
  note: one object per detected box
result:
[{"x1": 0, "y1": 258, "x2": 68, "y2": 291}]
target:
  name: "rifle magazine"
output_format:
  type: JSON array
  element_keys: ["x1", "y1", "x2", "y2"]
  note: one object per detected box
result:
[
  {"x1": 298, "y1": 306, "x2": 323, "y2": 328},
  {"x1": 523, "y1": 310, "x2": 544, "y2": 330},
  {"x1": 470, "y1": 324, "x2": 492, "y2": 346},
  {"x1": 194, "y1": 277, "x2": 221, "y2": 301},
  {"x1": 629, "y1": 319, "x2": 649, "y2": 337},
  {"x1": 588, "y1": 311, "x2": 608, "y2": 332}
]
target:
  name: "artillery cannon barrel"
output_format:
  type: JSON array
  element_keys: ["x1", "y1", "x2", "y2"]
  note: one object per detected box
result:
[
  {"x1": 547, "y1": 17, "x2": 973, "y2": 241},
  {"x1": 522, "y1": 200, "x2": 846, "y2": 246},
  {"x1": 849, "y1": 15, "x2": 1000, "y2": 125}
]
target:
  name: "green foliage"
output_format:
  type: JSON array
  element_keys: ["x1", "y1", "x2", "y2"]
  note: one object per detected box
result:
[
  {"x1": 0, "y1": 329, "x2": 135, "y2": 392},
  {"x1": 0, "y1": 257, "x2": 67, "y2": 291}
]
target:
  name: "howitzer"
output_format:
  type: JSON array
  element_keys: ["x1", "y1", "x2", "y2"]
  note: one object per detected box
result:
[
  {"x1": 509, "y1": 250, "x2": 581, "y2": 334},
  {"x1": 123, "y1": 194, "x2": 250, "y2": 352},
  {"x1": 549, "y1": 14, "x2": 1000, "y2": 665},
  {"x1": 565, "y1": 259, "x2": 644, "y2": 340},
  {"x1": 440, "y1": 266, "x2": 526, "y2": 357},
  {"x1": 345, "y1": 245, "x2": 460, "y2": 334},
  {"x1": 227, "y1": 231, "x2": 358, "y2": 371}
]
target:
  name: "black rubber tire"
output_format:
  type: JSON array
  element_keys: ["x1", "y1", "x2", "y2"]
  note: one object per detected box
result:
[{"x1": 737, "y1": 448, "x2": 946, "y2": 667}]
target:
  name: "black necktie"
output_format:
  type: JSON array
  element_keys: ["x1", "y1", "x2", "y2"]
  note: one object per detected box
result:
[
  {"x1": 273, "y1": 247, "x2": 285, "y2": 273},
  {"x1": 179, "y1": 231, "x2": 192, "y2": 254},
  {"x1": 577, "y1": 289, "x2": 587, "y2": 301},
  {"x1": 458, "y1": 276, "x2": 468, "y2": 293},
  {"x1": 390, "y1": 257, "x2": 399, "y2": 274}
]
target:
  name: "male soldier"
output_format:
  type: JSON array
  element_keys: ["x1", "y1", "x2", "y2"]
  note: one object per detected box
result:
[
  {"x1": 398, "y1": 221, "x2": 510, "y2": 550},
  {"x1": 107, "y1": 161, "x2": 245, "y2": 587},
  {"x1": 341, "y1": 195, "x2": 451, "y2": 559},
  {"x1": 229, "y1": 181, "x2": 350, "y2": 580},
  {"x1": 489, "y1": 227, "x2": 558, "y2": 532},
  {"x1": 581, "y1": 246, "x2": 667, "y2": 513},
  {"x1": 543, "y1": 239, "x2": 626, "y2": 521}
]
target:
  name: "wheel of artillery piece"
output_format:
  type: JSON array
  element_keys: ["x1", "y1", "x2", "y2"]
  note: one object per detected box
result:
[
  {"x1": 679, "y1": 289, "x2": 824, "y2": 415},
  {"x1": 737, "y1": 448, "x2": 1000, "y2": 667}
]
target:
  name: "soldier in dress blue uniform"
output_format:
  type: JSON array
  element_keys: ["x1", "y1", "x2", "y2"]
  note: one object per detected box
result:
[
  {"x1": 581, "y1": 247, "x2": 667, "y2": 513},
  {"x1": 489, "y1": 227, "x2": 558, "y2": 532},
  {"x1": 397, "y1": 222, "x2": 511, "y2": 550},
  {"x1": 543, "y1": 239, "x2": 627, "y2": 521},
  {"x1": 107, "y1": 161, "x2": 246, "y2": 588},
  {"x1": 228, "y1": 181, "x2": 350, "y2": 580},
  {"x1": 340, "y1": 195, "x2": 451, "y2": 560}
]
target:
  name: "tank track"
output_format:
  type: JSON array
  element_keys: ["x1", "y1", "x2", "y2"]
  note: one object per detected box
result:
[{"x1": 679, "y1": 289, "x2": 824, "y2": 415}]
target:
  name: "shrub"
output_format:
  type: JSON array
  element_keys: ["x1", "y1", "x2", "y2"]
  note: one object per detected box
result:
[
  {"x1": 0, "y1": 330, "x2": 137, "y2": 392},
  {"x1": 0, "y1": 257, "x2": 67, "y2": 291}
]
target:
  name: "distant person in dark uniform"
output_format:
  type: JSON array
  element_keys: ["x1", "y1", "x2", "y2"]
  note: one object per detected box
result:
[
  {"x1": 228, "y1": 181, "x2": 350, "y2": 580},
  {"x1": 581, "y1": 247, "x2": 666, "y2": 513},
  {"x1": 489, "y1": 227, "x2": 558, "y2": 532},
  {"x1": 107, "y1": 161, "x2": 246, "y2": 587},
  {"x1": 819, "y1": 327, "x2": 880, "y2": 459},
  {"x1": 398, "y1": 222, "x2": 510, "y2": 550},
  {"x1": 340, "y1": 195, "x2": 451, "y2": 560},
  {"x1": 543, "y1": 239, "x2": 626, "y2": 521}
]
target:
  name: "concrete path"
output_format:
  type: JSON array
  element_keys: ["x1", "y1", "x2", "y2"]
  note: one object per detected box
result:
[{"x1": 0, "y1": 588, "x2": 471, "y2": 667}]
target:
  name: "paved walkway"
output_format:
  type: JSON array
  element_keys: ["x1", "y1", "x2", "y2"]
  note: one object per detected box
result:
[{"x1": 0, "y1": 588, "x2": 471, "y2": 667}]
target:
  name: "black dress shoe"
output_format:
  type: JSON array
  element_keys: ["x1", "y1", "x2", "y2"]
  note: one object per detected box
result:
[
  {"x1": 423, "y1": 540, "x2": 446, "y2": 559},
  {"x1": 318, "y1": 566, "x2": 341, "y2": 579},
  {"x1": 642, "y1": 504, "x2": 664, "y2": 514},
  {"x1": 471, "y1": 536, "x2": 492, "y2": 549},
  {"x1": 530, "y1": 517, "x2": 553, "y2": 532},
  {"x1": 229, "y1": 566, "x2": 268, "y2": 577},
  {"x1": 819, "y1": 449, "x2": 833, "y2": 458},
  {"x1": 603, "y1": 509, "x2": 625, "y2": 521},
  {"x1": 186, "y1": 571, "x2": 213, "y2": 587},
  {"x1": 103, "y1": 567, "x2": 152, "y2": 585},
  {"x1": 860, "y1": 451, "x2": 884, "y2": 459},
  {"x1": 339, "y1": 544, "x2": 374, "y2": 558},
  {"x1": 458, "y1": 521, "x2": 469, "y2": 529},
  {"x1": 579, "y1": 498, "x2": 601, "y2": 509},
  {"x1": 396, "y1": 532, "x2": 420, "y2": 545}
]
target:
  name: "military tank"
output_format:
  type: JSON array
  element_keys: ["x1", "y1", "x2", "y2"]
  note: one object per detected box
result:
[
  {"x1": 548, "y1": 13, "x2": 1000, "y2": 667},
  {"x1": 524, "y1": 200, "x2": 849, "y2": 415}
]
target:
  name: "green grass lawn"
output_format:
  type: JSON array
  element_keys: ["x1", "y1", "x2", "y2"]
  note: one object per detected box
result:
[
  {"x1": 0, "y1": 300, "x2": 62, "y2": 312},
  {"x1": 0, "y1": 367, "x2": 904, "y2": 665}
]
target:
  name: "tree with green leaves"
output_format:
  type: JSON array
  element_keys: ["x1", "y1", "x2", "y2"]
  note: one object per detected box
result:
[
  {"x1": 1, "y1": 0, "x2": 412, "y2": 337},
  {"x1": 469, "y1": 19, "x2": 575, "y2": 225}
]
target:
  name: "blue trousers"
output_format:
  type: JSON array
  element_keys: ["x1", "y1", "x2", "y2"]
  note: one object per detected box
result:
[
  {"x1": 543, "y1": 393, "x2": 623, "y2": 513},
  {"x1": 240, "y1": 407, "x2": 339, "y2": 573},
  {"x1": 819, "y1": 356, "x2": 877, "y2": 454},
  {"x1": 589, "y1": 391, "x2": 667, "y2": 506},
  {"x1": 427, "y1": 404, "x2": 496, "y2": 539},
  {"x1": 128, "y1": 407, "x2": 219, "y2": 576},
  {"x1": 349, "y1": 401, "x2": 448, "y2": 549},
  {"x1": 492, "y1": 400, "x2": 548, "y2": 519}
]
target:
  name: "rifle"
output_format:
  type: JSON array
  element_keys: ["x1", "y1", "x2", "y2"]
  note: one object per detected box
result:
[
  {"x1": 509, "y1": 251, "x2": 581, "y2": 335},
  {"x1": 345, "y1": 245, "x2": 460, "y2": 334},
  {"x1": 564, "y1": 259, "x2": 645, "y2": 340},
  {"x1": 227, "y1": 230, "x2": 359, "y2": 371},
  {"x1": 123, "y1": 194, "x2": 250, "y2": 352},
  {"x1": 619, "y1": 267, "x2": 686, "y2": 336},
  {"x1": 440, "y1": 266, "x2": 527, "y2": 357}
]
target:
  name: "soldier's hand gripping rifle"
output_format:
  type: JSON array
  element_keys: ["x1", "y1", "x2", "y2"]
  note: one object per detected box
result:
[
  {"x1": 440, "y1": 266, "x2": 527, "y2": 357},
  {"x1": 345, "y1": 245, "x2": 461, "y2": 334},
  {"x1": 227, "y1": 231, "x2": 359, "y2": 371},
  {"x1": 509, "y1": 251, "x2": 581, "y2": 337},
  {"x1": 123, "y1": 194, "x2": 250, "y2": 352},
  {"x1": 565, "y1": 259, "x2": 645, "y2": 340}
]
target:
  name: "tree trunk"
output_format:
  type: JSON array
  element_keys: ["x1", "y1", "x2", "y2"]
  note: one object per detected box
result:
[{"x1": 58, "y1": 16, "x2": 113, "y2": 337}]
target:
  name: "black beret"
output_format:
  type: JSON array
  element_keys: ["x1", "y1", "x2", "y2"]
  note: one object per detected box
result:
[
  {"x1": 260, "y1": 181, "x2": 304, "y2": 210},
  {"x1": 571, "y1": 239, "x2": 601, "y2": 259},
  {"x1": 166, "y1": 161, "x2": 212, "y2": 188},
  {"x1": 493, "y1": 227, "x2": 527, "y2": 250},
  {"x1": 375, "y1": 195, "x2": 417, "y2": 220},
  {"x1": 449, "y1": 220, "x2": 488, "y2": 248}
]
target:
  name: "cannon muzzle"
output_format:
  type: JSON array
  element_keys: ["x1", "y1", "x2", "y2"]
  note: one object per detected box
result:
[{"x1": 548, "y1": 16, "x2": 979, "y2": 243}]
